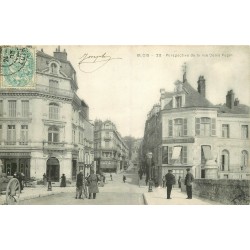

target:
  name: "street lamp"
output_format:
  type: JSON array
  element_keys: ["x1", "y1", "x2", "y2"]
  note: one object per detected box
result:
[{"x1": 147, "y1": 152, "x2": 153, "y2": 192}]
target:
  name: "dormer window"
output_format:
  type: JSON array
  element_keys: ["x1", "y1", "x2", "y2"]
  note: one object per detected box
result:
[
  {"x1": 49, "y1": 61, "x2": 60, "y2": 75},
  {"x1": 175, "y1": 96, "x2": 182, "y2": 108}
]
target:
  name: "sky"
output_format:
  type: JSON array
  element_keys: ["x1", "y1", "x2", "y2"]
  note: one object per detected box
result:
[{"x1": 40, "y1": 45, "x2": 250, "y2": 139}]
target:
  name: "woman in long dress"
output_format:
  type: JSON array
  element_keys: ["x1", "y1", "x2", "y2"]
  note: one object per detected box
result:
[{"x1": 60, "y1": 174, "x2": 66, "y2": 187}]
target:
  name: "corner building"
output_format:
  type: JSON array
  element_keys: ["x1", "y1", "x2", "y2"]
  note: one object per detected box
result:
[
  {"x1": 0, "y1": 47, "x2": 94, "y2": 182},
  {"x1": 142, "y1": 71, "x2": 250, "y2": 182},
  {"x1": 94, "y1": 120, "x2": 129, "y2": 173}
]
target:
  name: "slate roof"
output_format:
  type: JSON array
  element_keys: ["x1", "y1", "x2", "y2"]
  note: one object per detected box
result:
[
  {"x1": 217, "y1": 103, "x2": 250, "y2": 115},
  {"x1": 163, "y1": 80, "x2": 214, "y2": 109}
]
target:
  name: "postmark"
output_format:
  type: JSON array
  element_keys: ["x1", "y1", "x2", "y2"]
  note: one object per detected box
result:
[{"x1": 0, "y1": 46, "x2": 36, "y2": 88}]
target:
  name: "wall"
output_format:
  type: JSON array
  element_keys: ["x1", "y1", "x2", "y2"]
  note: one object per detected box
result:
[{"x1": 181, "y1": 179, "x2": 250, "y2": 205}]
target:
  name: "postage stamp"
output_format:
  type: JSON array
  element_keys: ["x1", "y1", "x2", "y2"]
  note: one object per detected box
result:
[{"x1": 0, "y1": 46, "x2": 36, "y2": 89}]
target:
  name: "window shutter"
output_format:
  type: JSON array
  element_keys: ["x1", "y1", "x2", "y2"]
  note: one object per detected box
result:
[
  {"x1": 168, "y1": 147, "x2": 173, "y2": 164},
  {"x1": 183, "y1": 118, "x2": 188, "y2": 136},
  {"x1": 182, "y1": 146, "x2": 187, "y2": 164},
  {"x1": 195, "y1": 118, "x2": 200, "y2": 136},
  {"x1": 168, "y1": 120, "x2": 173, "y2": 137},
  {"x1": 211, "y1": 118, "x2": 216, "y2": 136}
]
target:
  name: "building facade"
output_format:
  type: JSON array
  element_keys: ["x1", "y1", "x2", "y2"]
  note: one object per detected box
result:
[
  {"x1": 0, "y1": 47, "x2": 94, "y2": 182},
  {"x1": 94, "y1": 120, "x2": 129, "y2": 173},
  {"x1": 142, "y1": 70, "x2": 250, "y2": 182}
]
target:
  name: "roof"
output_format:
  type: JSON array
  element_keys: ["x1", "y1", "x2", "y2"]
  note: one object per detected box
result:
[
  {"x1": 163, "y1": 80, "x2": 214, "y2": 109},
  {"x1": 217, "y1": 103, "x2": 250, "y2": 115}
]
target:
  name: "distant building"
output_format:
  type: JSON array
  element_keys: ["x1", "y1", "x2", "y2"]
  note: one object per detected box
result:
[
  {"x1": 142, "y1": 68, "x2": 250, "y2": 183},
  {"x1": 94, "y1": 120, "x2": 129, "y2": 173},
  {"x1": 130, "y1": 138, "x2": 143, "y2": 168},
  {"x1": 0, "y1": 47, "x2": 94, "y2": 182}
]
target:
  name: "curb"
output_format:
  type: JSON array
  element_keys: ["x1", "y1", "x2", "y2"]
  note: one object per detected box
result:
[
  {"x1": 1, "y1": 189, "x2": 75, "y2": 205},
  {"x1": 142, "y1": 193, "x2": 148, "y2": 205}
]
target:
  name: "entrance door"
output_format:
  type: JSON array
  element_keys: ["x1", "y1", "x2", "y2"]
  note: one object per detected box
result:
[
  {"x1": 72, "y1": 160, "x2": 77, "y2": 180},
  {"x1": 46, "y1": 157, "x2": 60, "y2": 182}
]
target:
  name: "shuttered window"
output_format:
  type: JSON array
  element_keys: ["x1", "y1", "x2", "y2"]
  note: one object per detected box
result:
[
  {"x1": 168, "y1": 120, "x2": 173, "y2": 137},
  {"x1": 195, "y1": 118, "x2": 200, "y2": 135},
  {"x1": 183, "y1": 118, "x2": 188, "y2": 136},
  {"x1": 8, "y1": 100, "x2": 16, "y2": 117},
  {"x1": 211, "y1": 118, "x2": 216, "y2": 136},
  {"x1": 21, "y1": 100, "x2": 29, "y2": 117},
  {"x1": 7, "y1": 125, "x2": 16, "y2": 145},
  {"x1": 20, "y1": 125, "x2": 28, "y2": 145},
  {"x1": 182, "y1": 146, "x2": 187, "y2": 164},
  {"x1": 0, "y1": 100, "x2": 3, "y2": 117},
  {"x1": 162, "y1": 146, "x2": 168, "y2": 164}
]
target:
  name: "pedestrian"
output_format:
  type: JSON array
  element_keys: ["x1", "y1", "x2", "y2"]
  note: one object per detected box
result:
[
  {"x1": 43, "y1": 173, "x2": 47, "y2": 186},
  {"x1": 87, "y1": 170, "x2": 100, "y2": 199},
  {"x1": 60, "y1": 174, "x2": 66, "y2": 187},
  {"x1": 123, "y1": 175, "x2": 126, "y2": 183},
  {"x1": 110, "y1": 173, "x2": 112, "y2": 181},
  {"x1": 103, "y1": 175, "x2": 106, "y2": 183},
  {"x1": 145, "y1": 175, "x2": 148, "y2": 186},
  {"x1": 178, "y1": 176, "x2": 181, "y2": 188},
  {"x1": 75, "y1": 170, "x2": 84, "y2": 199},
  {"x1": 16, "y1": 172, "x2": 24, "y2": 192},
  {"x1": 165, "y1": 169, "x2": 176, "y2": 199},
  {"x1": 162, "y1": 176, "x2": 166, "y2": 188},
  {"x1": 185, "y1": 168, "x2": 194, "y2": 199}
]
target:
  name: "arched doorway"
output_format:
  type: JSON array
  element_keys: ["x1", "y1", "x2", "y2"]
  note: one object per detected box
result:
[{"x1": 46, "y1": 157, "x2": 60, "y2": 182}]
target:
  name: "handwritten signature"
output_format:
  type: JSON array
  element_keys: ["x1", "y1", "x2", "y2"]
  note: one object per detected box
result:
[{"x1": 78, "y1": 52, "x2": 122, "y2": 73}]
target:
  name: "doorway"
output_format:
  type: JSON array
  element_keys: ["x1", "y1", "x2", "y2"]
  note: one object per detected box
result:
[{"x1": 46, "y1": 157, "x2": 60, "y2": 182}]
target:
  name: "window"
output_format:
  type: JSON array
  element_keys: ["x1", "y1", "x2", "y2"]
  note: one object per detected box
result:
[
  {"x1": 49, "y1": 103, "x2": 59, "y2": 120},
  {"x1": 169, "y1": 119, "x2": 188, "y2": 137},
  {"x1": 105, "y1": 141, "x2": 110, "y2": 148},
  {"x1": 72, "y1": 130, "x2": 76, "y2": 144},
  {"x1": 174, "y1": 119, "x2": 183, "y2": 136},
  {"x1": 8, "y1": 100, "x2": 16, "y2": 117},
  {"x1": 241, "y1": 150, "x2": 248, "y2": 169},
  {"x1": 162, "y1": 146, "x2": 168, "y2": 164},
  {"x1": 221, "y1": 150, "x2": 229, "y2": 171},
  {"x1": 195, "y1": 117, "x2": 216, "y2": 136},
  {"x1": 51, "y1": 63, "x2": 58, "y2": 74},
  {"x1": 20, "y1": 125, "x2": 28, "y2": 145},
  {"x1": 21, "y1": 100, "x2": 29, "y2": 117},
  {"x1": 49, "y1": 80, "x2": 59, "y2": 94},
  {"x1": 48, "y1": 126, "x2": 59, "y2": 143},
  {"x1": 0, "y1": 100, "x2": 3, "y2": 117},
  {"x1": 201, "y1": 145, "x2": 212, "y2": 165},
  {"x1": 241, "y1": 125, "x2": 248, "y2": 139},
  {"x1": 175, "y1": 96, "x2": 182, "y2": 108},
  {"x1": 222, "y1": 124, "x2": 229, "y2": 138},
  {"x1": 7, "y1": 125, "x2": 16, "y2": 145},
  {"x1": 0, "y1": 124, "x2": 2, "y2": 143}
]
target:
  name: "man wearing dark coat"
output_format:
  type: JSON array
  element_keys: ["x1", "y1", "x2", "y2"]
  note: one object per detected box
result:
[
  {"x1": 75, "y1": 170, "x2": 83, "y2": 199},
  {"x1": 185, "y1": 168, "x2": 194, "y2": 199},
  {"x1": 165, "y1": 170, "x2": 176, "y2": 199},
  {"x1": 87, "y1": 170, "x2": 100, "y2": 199}
]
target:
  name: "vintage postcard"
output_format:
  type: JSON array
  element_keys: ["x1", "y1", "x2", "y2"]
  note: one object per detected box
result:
[{"x1": 0, "y1": 45, "x2": 249, "y2": 205}]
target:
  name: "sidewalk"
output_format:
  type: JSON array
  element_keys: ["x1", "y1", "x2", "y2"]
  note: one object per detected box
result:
[
  {"x1": 143, "y1": 186, "x2": 222, "y2": 205},
  {"x1": 0, "y1": 185, "x2": 75, "y2": 205}
]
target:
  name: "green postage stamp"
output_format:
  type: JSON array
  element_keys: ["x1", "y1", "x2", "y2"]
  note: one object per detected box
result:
[{"x1": 0, "y1": 46, "x2": 36, "y2": 88}]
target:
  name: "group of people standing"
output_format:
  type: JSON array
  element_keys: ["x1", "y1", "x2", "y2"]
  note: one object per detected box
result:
[
  {"x1": 75, "y1": 170, "x2": 100, "y2": 200},
  {"x1": 164, "y1": 168, "x2": 194, "y2": 199}
]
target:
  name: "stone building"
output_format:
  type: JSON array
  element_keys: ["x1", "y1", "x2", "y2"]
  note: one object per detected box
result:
[
  {"x1": 0, "y1": 47, "x2": 94, "y2": 183},
  {"x1": 94, "y1": 120, "x2": 129, "y2": 173},
  {"x1": 142, "y1": 70, "x2": 250, "y2": 182}
]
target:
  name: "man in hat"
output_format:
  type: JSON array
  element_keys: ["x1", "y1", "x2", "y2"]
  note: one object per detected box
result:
[
  {"x1": 75, "y1": 170, "x2": 84, "y2": 199},
  {"x1": 184, "y1": 168, "x2": 194, "y2": 199},
  {"x1": 165, "y1": 169, "x2": 176, "y2": 199}
]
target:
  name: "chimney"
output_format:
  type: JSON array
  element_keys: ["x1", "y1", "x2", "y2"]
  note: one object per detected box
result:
[
  {"x1": 53, "y1": 46, "x2": 67, "y2": 61},
  {"x1": 197, "y1": 75, "x2": 206, "y2": 98},
  {"x1": 234, "y1": 98, "x2": 239, "y2": 106},
  {"x1": 226, "y1": 90, "x2": 235, "y2": 109},
  {"x1": 160, "y1": 88, "x2": 166, "y2": 98}
]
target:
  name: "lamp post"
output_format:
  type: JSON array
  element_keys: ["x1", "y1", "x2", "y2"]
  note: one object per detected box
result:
[{"x1": 147, "y1": 152, "x2": 153, "y2": 192}]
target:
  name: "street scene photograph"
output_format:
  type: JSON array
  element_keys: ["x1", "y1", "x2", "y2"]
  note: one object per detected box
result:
[{"x1": 0, "y1": 45, "x2": 249, "y2": 205}]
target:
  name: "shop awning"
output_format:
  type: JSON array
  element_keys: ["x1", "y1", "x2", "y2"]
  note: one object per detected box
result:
[
  {"x1": 202, "y1": 146, "x2": 213, "y2": 160},
  {"x1": 172, "y1": 146, "x2": 182, "y2": 160}
]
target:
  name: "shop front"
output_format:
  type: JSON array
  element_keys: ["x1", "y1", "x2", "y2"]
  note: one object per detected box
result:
[{"x1": 0, "y1": 152, "x2": 31, "y2": 178}]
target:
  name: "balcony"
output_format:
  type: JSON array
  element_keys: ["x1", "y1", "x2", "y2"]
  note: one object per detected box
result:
[
  {"x1": 43, "y1": 141, "x2": 65, "y2": 150},
  {"x1": 162, "y1": 137, "x2": 195, "y2": 144},
  {"x1": 104, "y1": 135, "x2": 112, "y2": 141}
]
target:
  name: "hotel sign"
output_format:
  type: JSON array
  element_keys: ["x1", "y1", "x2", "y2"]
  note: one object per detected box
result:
[
  {"x1": 162, "y1": 137, "x2": 195, "y2": 144},
  {"x1": 0, "y1": 152, "x2": 31, "y2": 157}
]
